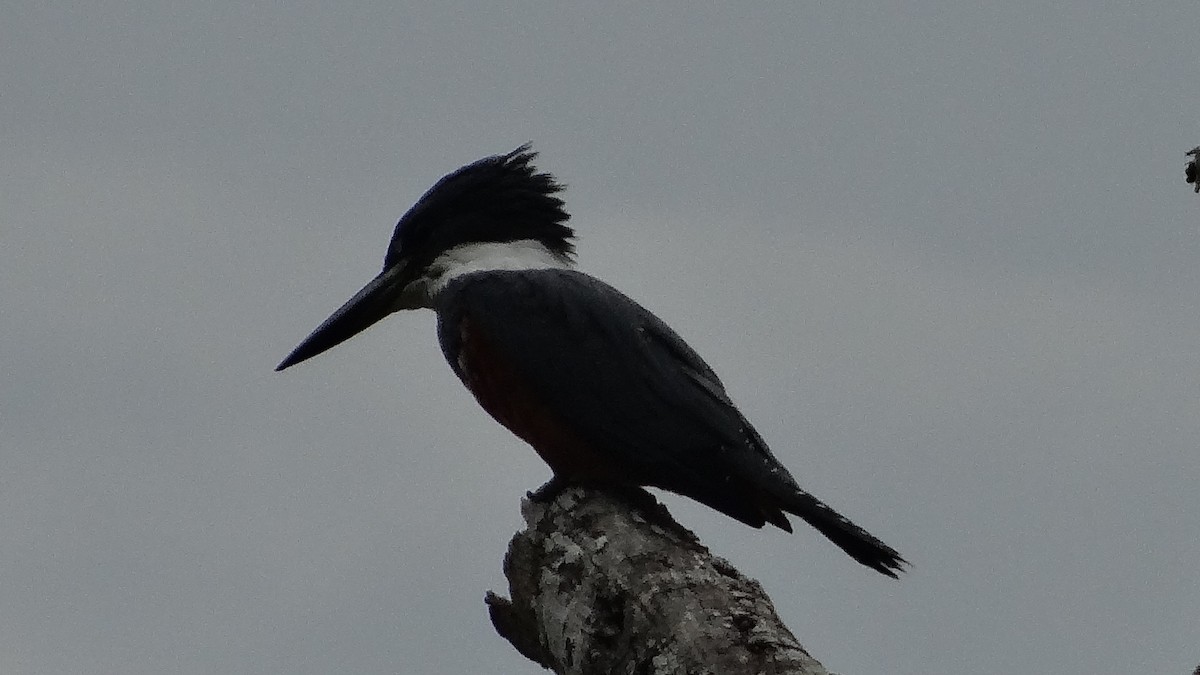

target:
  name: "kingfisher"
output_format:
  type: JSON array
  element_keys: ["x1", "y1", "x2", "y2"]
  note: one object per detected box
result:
[{"x1": 276, "y1": 145, "x2": 906, "y2": 577}]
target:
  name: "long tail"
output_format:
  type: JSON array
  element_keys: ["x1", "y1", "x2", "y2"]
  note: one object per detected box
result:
[{"x1": 781, "y1": 490, "x2": 907, "y2": 578}]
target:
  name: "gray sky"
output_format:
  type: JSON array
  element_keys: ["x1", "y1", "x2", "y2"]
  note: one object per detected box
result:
[{"x1": 3, "y1": 3, "x2": 1198, "y2": 673}]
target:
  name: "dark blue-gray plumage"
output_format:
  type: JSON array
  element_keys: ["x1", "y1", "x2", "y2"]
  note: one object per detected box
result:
[{"x1": 277, "y1": 145, "x2": 906, "y2": 577}]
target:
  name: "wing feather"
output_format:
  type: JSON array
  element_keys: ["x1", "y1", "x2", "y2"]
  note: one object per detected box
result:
[{"x1": 437, "y1": 269, "x2": 801, "y2": 509}]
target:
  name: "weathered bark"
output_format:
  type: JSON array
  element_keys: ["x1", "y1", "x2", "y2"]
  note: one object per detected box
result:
[
  {"x1": 1186, "y1": 146, "x2": 1200, "y2": 193},
  {"x1": 486, "y1": 486, "x2": 829, "y2": 675}
]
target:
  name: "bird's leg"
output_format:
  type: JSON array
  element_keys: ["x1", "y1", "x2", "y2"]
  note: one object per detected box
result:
[{"x1": 527, "y1": 475, "x2": 570, "y2": 503}]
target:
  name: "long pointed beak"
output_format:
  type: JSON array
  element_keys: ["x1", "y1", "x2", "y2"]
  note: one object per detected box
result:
[{"x1": 275, "y1": 262, "x2": 411, "y2": 371}]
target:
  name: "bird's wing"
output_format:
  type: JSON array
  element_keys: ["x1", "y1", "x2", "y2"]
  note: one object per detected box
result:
[{"x1": 437, "y1": 269, "x2": 801, "y2": 517}]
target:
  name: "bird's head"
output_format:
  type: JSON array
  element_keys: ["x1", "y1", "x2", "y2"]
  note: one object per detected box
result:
[{"x1": 276, "y1": 144, "x2": 574, "y2": 371}]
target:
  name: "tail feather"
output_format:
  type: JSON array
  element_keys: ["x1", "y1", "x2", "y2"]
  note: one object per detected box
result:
[
  {"x1": 657, "y1": 470, "x2": 907, "y2": 576},
  {"x1": 779, "y1": 490, "x2": 907, "y2": 578}
]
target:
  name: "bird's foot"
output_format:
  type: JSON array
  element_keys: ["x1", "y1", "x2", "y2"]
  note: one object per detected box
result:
[{"x1": 527, "y1": 476, "x2": 569, "y2": 503}]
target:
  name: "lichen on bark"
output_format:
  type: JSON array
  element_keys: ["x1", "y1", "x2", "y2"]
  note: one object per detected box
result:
[{"x1": 486, "y1": 486, "x2": 829, "y2": 675}]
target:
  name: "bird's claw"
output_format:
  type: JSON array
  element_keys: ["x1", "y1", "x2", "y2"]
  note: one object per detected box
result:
[{"x1": 527, "y1": 476, "x2": 568, "y2": 503}]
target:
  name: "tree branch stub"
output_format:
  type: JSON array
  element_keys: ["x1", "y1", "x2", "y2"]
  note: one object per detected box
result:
[{"x1": 487, "y1": 486, "x2": 830, "y2": 675}]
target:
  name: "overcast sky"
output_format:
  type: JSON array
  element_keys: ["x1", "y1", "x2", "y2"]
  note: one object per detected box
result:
[{"x1": 3, "y1": 3, "x2": 1198, "y2": 674}]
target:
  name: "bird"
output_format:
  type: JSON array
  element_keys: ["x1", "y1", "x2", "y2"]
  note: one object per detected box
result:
[{"x1": 276, "y1": 145, "x2": 906, "y2": 577}]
